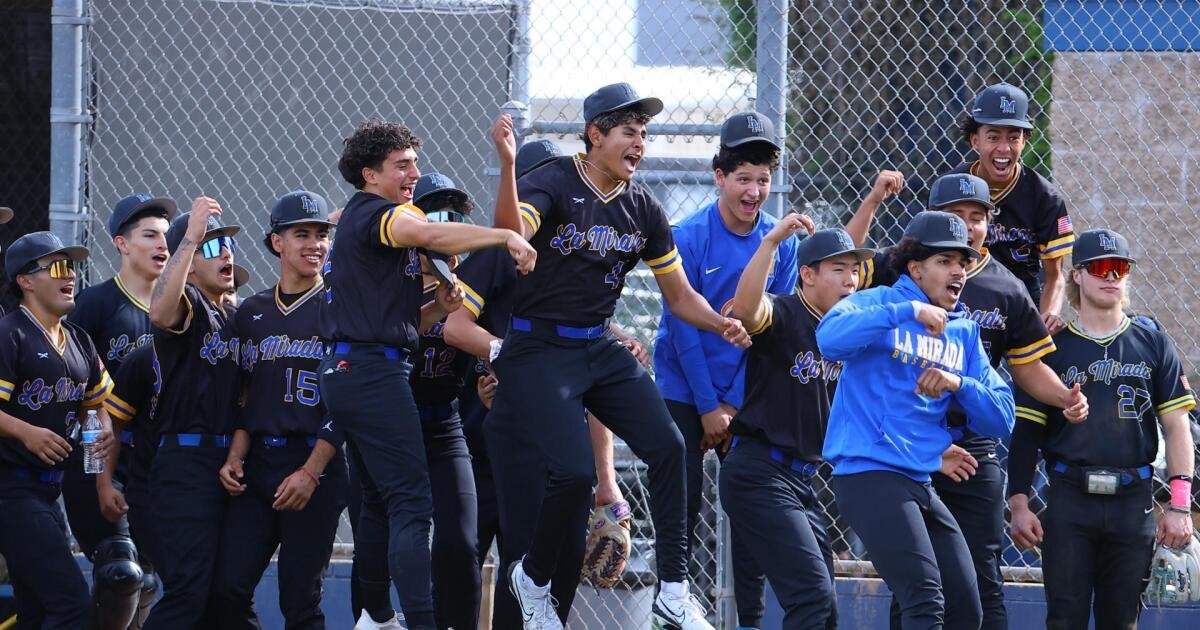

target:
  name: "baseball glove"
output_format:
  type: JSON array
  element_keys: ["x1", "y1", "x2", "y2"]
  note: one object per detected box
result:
[
  {"x1": 1145, "y1": 536, "x2": 1200, "y2": 605},
  {"x1": 580, "y1": 500, "x2": 632, "y2": 588}
]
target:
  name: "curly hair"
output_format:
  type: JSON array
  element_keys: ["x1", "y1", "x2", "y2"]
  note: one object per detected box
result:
[
  {"x1": 711, "y1": 143, "x2": 781, "y2": 174},
  {"x1": 957, "y1": 111, "x2": 1032, "y2": 146},
  {"x1": 338, "y1": 119, "x2": 423, "y2": 189},
  {"x1": 580, "y1": 109, "x2": 653, "y2": 152},
  {"x1": 888, "y1": 237, "x2": 938, "y2": 279}
]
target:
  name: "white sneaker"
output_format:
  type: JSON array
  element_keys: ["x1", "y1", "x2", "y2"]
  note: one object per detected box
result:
[
  {"x1": 355, "y1": 609, "x2": 403, "y2": 630},
  {"x1": 652, "y1": 583, "x2": 714, "y2": 630},
  {"x1": 509, "y1": 558, "x2": 563, "y2": 630}
]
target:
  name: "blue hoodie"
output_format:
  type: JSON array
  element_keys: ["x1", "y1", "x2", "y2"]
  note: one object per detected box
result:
[
  {"x1": 816, "y1": 274, "x2": 1014, "y2": 481},
  {"x1": 654, "y1": 200, "x2": 798, "y2": 413}
]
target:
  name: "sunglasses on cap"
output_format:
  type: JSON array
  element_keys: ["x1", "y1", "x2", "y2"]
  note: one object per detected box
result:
[
  {"x1": 1080, "y1": 258, "x2": 1131, "y2": 279},
  {"x1": 200, "y1": 236, "x2": 236, "y2": 259},
  {"x1": 425, "y1": 210, "x2": 465, "y2": 224},
  {"x1": 26, "y1": 259, "x2": 76, "y2": 279}
]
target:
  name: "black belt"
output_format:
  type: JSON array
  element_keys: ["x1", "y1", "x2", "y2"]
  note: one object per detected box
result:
[{"x1": 158, "y1": 433, "x2": 232, "y2": 448}]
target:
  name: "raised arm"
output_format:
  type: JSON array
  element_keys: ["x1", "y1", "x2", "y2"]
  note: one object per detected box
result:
[
  {"x1": 150, "y1": 198, "x2": 218, "y2": 330},
  {"x1": 489, "y1": 114, "x2": 527, "y2": 239},
  {"x1": 732, "y1": 213, "x2": 811, "y2": 331},
  {"x1": 844, "y1": 170, "x2": 904, "y2": 247}
]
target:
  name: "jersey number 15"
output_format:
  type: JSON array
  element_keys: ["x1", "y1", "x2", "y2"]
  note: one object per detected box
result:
[{"x1": 283, "y1": 368, "x2": 320, "y2": 406}]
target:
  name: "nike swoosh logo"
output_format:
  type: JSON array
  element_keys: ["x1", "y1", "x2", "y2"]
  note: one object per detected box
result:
[
  {"x1": 1145, "y1": 506, "x2": 1155, "y2": 514},
  {"x1": 705, "y1": 267, "x2": 721, "y2": 274}
]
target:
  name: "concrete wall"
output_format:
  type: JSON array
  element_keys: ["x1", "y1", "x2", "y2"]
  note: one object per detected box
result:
[{"x1": 1051, "y1": 52, "x2": 1200, "y2": 368}]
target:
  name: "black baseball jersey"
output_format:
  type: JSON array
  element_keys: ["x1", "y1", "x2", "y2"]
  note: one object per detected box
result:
[
  {"x1": 858, "y1": 249, "x2": 1055, "y2": 455},
  {"x1": 68, "y1": 276, "x2": 154, "y2": 373},
  {"x1": 951, "y1": 162, "x2": 1074, "y2": 297},
  {"x1": 732, "y1": 292, "x2": 840, "y2": 462},
  {"x1": 514, "y1": 155, "x2": 681, "y2": 326},
  {"x1": 104, "y1": 343, "x2": 160, "y2": 483},
  {"x1": 0, "y1": 307, "x2": 112, "y2": 471},
  {"x1": 235, "y1": 283, "x2": 328, "y2": 436},
  {"x1": 151, "y1": 284, "x2": 242, "y2": 435},
  {"x1": 410, "y1": 287, "x2": 470, "y2": 406},
  {"x1": 319, "y1": 191, "x2": 425, "y2": 350},
  {"x1": 1015, "y1": 319, "x2": 1195, "y2": 469},
  {"x1": 458, "y1": 246, "x2": 517, "y2": 338}
]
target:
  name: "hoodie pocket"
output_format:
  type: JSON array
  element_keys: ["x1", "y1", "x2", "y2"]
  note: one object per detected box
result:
[{"x1": 874, "y1": 414, "x2": 950, "y2": 473}]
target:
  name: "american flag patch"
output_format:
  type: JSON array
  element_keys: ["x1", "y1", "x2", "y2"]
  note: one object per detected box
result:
[
  {"x1": 1057, "y1": 216, "x2": 1073, "y2": 235},
  {"x1": 1183, "y1": 375, "x2": 1191, "y2": 391}
]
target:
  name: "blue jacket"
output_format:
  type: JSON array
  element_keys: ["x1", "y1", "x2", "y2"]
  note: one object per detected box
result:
[
  {"x1": 816, "y1": 274, "x2": 1014, "y2": 481},
  {"x1": 654, "y1": 201, "x2": 798, "y2": 413}
]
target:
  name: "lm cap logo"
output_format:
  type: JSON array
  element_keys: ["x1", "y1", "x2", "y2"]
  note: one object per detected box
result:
[
  {"x1": 958, "y1": 177, "x2": 975, "y2": 196},
  {"x1": 745, "y1": 114, "x2": 764, "y2": 135},
  {"x1": 999, "y1": 96, "x2": 1017, "y2": 115},
  {"x1": 836, "y1": 231, "x2": 854, "y2": 250},
  {"x1": 949, "y1": 218, "x2": 966, "y2": 241},
  {"x1": 1098, "y1": 233, "x2": 1117, "y2": 251},
  {"x1": 300, "y1": 194, "x2": 319, "y2": 215}
]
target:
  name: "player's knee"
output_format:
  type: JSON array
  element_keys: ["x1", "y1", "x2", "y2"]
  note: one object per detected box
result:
[{"x1": 92, "y1": 536, "x2": 145, "y2": 597}]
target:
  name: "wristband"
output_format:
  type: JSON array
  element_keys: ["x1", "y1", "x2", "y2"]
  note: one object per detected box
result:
[
  {"x1": 1169, "y1": 477, "x2": 1192, "y2": 509},
  {"x1": 1168, "y1": 505, "x2": 1191, "y2": 515},
  {"x1": 298, "y1": 467, "x2": 320, "y2": 486},
  {"x1": 489, "y1": 339, "x2": 503, "y2": 363}
]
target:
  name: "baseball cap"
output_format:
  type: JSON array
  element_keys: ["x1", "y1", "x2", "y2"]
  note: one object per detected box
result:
[
  {"x1": 903, "y1": 211, "x2": 981, "y2": 260},
  {"x1": 166, "y1": 211, "x2": 242, "y2": 254},
  {"x1": 927, "y1": 173, "x2": 996, "y2": 215},
  {"x1": 6, "y1": 231, "x2": 89, "y2": 281},
  {"x1": 582, "y1": 83, "x2": 664, "y2": 123},
  {"x1": 107, "y1": 193, "x2": 177, "y2": 239},
  {"x1": 413, "y1": 174, "x2": 469, "y2": 211},
  {"x1": 795, "y1": 228, "x2": 873, "y2": 268},
  {"x1": 516, "y1": 140, "x2": 562, "y2": 179},
  {"x1": 720, "y1": 111, "x2": 778, "y2": 150},
  {"x1": 1072, "y1": 228, "x2": 1135, "y2": 265},
  {"x1": 970, "y1": 82, "x2": 1033, "y2": 130},
  {"x1": 262, "y1": 190, "x2": 333, "y2": 256}
]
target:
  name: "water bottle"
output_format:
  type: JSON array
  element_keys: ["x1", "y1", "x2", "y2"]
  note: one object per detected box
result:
[{"x1": 82, "y1": 409, "x2": 104, "y2": 474}]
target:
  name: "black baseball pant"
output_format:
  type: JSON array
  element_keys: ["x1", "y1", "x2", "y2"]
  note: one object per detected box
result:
[
  {"x1": 420, "y1": 402, "x2": 481, "y2": 630},
  {"x1": 833, "y1": 470, "x2": 981, "y2": 630},
  {"x1": 667, "y1": 400, "x2": 768, "y2": 627},
  {"x1": 1041, "y1": 473, "x2": 1155, "y2": 630},
  {"x1": 484, "y1": 401, "x2": 589, "y2": 628},
  {"x1": 462, "y1": 397, "x2": 501, "y2": 566},
  {"x1": 345, "y1": 437, "x2": 397, "y2": 625},
  {"x1": 319, "y1": 344, "x2": 436, "y2": 630},
  {"x1": 889, "y1": 456, "x2": 1007, "y2": 630},
  {"x1": 60, "y1": 432, "x2": 133, "y2": 556},
  {"x1": 718, "y1": 439, "x2": 836, "y2": 630},
  {"x1": 210, "y1": 438, "x2": 348, "y2": 629},
  {"x1": 142, "y1": 438, "x2": 229, "y2": 629},
  {"x1": 490, "y1": 327, "x2": 688, "y2": 587},
  {"x1": 0, "y1": 479, "x2": 90, "y2": 629}
]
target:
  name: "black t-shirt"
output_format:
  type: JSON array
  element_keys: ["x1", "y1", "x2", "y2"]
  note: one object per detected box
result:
[
  {"x1": 151, "y1": 285, "x2": 242, "y2": 435},
  {"x1": 68, "y1": 276, "x2": 154, "y2": 373},
  {"x1": 236, "y1": 284, "x2": 327, "y2": 436},
  {"x1": 731, "y1": 292, "x2": 841, "y2": 462},
  {"x1": 858, "y1": 249, "x2": 1055, "y2": 455},
  {"x1": 410, "y1": 288, "x2": 470, "y2": 407},
  {"x1": 951, "y1": 162, "x2": 1073, "y2": 299},
  {"x1": 105, "y1": 343, "x2": 159, "y2": 484},
  {"x1": 319, "y1": 191, "x2": 425, "y2": 350},
  {"x1": 513, "y1": 155, "x2": 680, "y2": 325},
  {"x1": 0, "y1": 307, "x2": 112, "y2": 471},
  {"x1": 1016, "y1": 319, "x2": 1195, "y2": 468}
]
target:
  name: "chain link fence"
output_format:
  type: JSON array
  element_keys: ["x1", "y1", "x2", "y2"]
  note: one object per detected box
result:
[{"x1": 73, "y1": 0, "x2": 1200, "y2": 626}]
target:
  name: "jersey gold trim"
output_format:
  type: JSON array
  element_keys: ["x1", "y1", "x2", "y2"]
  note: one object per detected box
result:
[
  {"x1": 114, "y1": 274, "x2": 151, "y2": 314},
  {"x1": 573, "y1": 154, "x2": 627, "y2": 204},
  {"x1": 274, "y1": 280, "x2": 324, "y2": 317},
  {"x1": 1066, "y1": 318, "x2": 1131, "y2": 345},
  {"x1": 460, "y1": 280, "x2": 485, "y2": 318},
  {"x1": 1006, "y1": 336, "x2": 1056, "y2": 365},
  {"x1": 20, "y1": 306, "x2": 67, "y2": 355},
  {"x1": 1039, "y1": 234, "x2": 1075, "y2": 259},
  {"x1": 1015, "y1": 405, "x2": 1047, "y2": 425},
  {"x1": 104, "y1": 391, "x2": 136, "y2": 422},
  {"x1": 971, "y1": 161, "x2": 1021, "y2": 204},
  {"x1": 645, "y1": 247, "x2": 683, "y2": 275},
  {"x1": 1156, "y1": 394, "x2": 1196, "y2": 415},
  {"x1": 518, "y1": 202, "x2": 542, "y2": 232}
]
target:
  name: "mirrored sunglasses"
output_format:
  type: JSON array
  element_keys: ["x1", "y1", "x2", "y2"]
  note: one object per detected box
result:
[
  {"x1": 200, "y1": 236, "x2": 236, "y2": 259},
  {"x1": 1082, "y1": 258, "x2": 1130, "y2": 279},
  {"x1": 28, "y1": 258, "x2": 76, "y2": 279}
]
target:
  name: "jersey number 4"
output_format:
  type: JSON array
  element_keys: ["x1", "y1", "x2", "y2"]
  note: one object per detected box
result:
[{"x1": 283, "y1": 368, "x2": 320, "y2": 406}]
